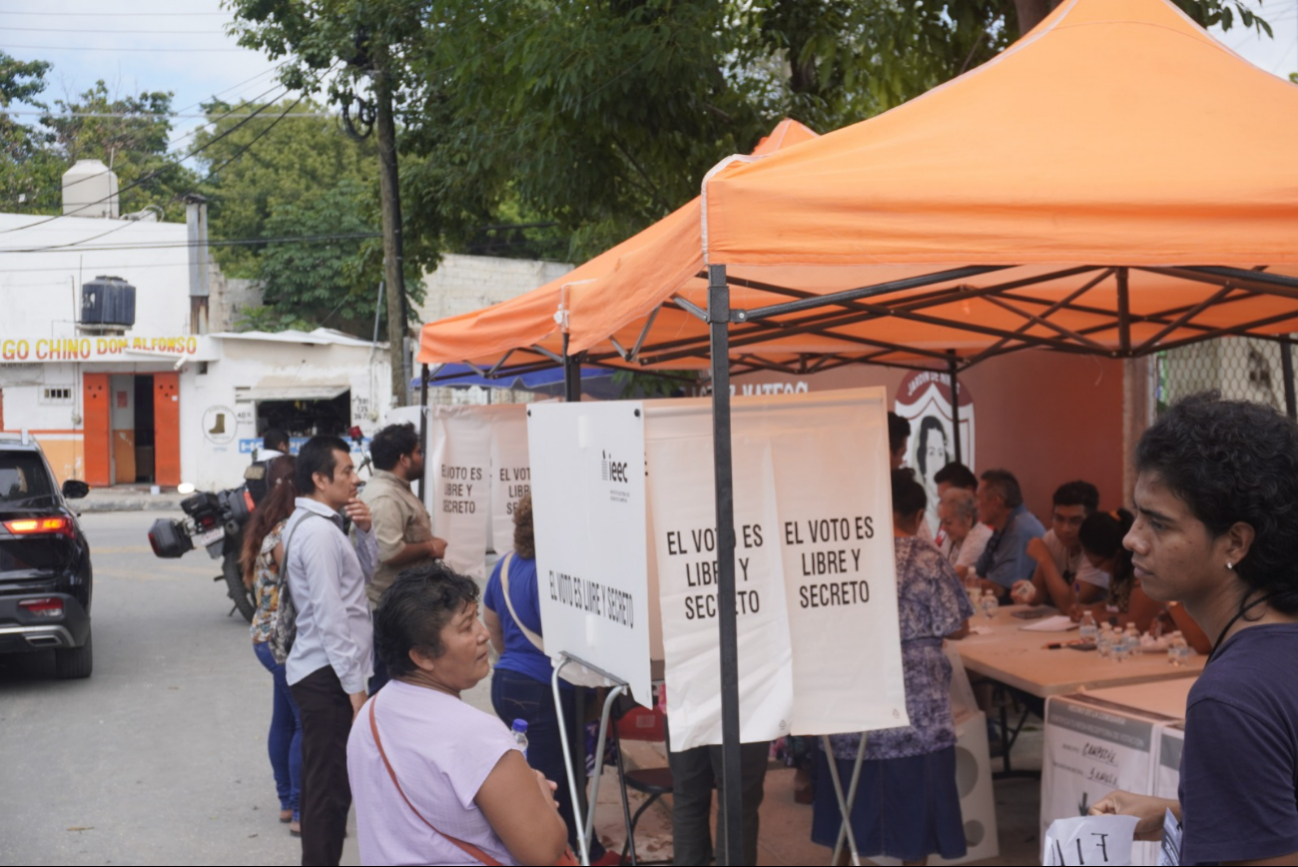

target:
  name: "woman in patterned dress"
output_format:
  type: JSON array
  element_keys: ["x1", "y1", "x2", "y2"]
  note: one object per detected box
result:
[
  {"x1": 811, "y1": 468, "x2": 975, "y2": 866},
  {"x1": 239, "y1": 456, "x2": 302, "y2": 836}
]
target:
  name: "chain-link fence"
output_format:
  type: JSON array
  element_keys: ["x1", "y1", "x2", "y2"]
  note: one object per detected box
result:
[{"x1": 1155, "y1": 336, "x2": 1298, "y2": 417}]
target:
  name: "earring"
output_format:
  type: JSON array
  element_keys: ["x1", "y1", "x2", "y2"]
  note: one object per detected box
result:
[{"x1": 1226, "y1": 562, "x2": 1235, "y2": 571}]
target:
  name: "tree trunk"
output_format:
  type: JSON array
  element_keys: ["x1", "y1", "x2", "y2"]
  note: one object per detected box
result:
[
  {"x1": 1014, "y1": 0, "x2": 1055, "y2": 33},
  {"x1": 374, "y1": 53, "x2": 410, "y2": 407}
]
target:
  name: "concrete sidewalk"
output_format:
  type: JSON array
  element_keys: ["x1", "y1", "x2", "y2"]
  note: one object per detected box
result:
[
  {"x1": 76, "y1": 485, "x2": 186, "y2": 513},
  {"x1": 589, "y1": 732, "x2": 1044, "y2": 865}
]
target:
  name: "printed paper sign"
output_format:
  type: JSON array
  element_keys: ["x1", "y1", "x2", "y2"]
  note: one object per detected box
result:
[
  {"x1": 1043, "y1": 815, "x2": 1139, "y2": 865},
  {"x1": 490, "y1": 409, "x2": 532, "y2": 556},
  {"x1": 422, "y1": 404, "x2": 531, "y2": 579},
  {"x1": 646, "y1": 417, "x2": 794, "y2": 750},
  {"x1": 644, "y1": 388, "x2": 907, "y2": 749},
  {"x1": 426, "y1": 407, "x2": 492, "y2": 579},
  {"x1": 529, "y1": 402, "x2": 653, "y2": 704},
  {"x1": 1041, "y1": 697, "x2": 1160, "y2": 865}
]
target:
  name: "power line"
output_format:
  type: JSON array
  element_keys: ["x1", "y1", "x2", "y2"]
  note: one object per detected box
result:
[
  {"x1": 0, "y1": 81, "x2": 296, "y2": 226},
  {"x1": 3, "y1": 110, "x2": 330, "y2": 119},
  {"x1": 3, "y1": 25, "x2": 231, "y2": 34},
  {"x1": 0, "y1": 10, "x2": 229, "y2": 16},
  {"x1": 9, "y1": 92, "x2": 320, "y2": 252},
  {"x1": 0, "y1": 232, "x2": 382, "y2": 255},
  {"x1": 1, "y1": 44, "x2": 254, "y2": 53}
]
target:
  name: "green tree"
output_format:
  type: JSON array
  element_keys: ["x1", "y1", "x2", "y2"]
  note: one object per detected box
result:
[
  {"x1": 0, "y1": 53, "x2": 62, "y2": 213},
  {"x1": 37, "y1": 81, "x2": 197, "y2": 220},
  {"x1": 193, "y1": 98, "x2": 378, "y2": 276}
]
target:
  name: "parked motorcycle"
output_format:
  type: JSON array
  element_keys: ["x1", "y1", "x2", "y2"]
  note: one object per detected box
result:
[{"x1": 146, "y1": 486, "x2": 255, "y2": 621}]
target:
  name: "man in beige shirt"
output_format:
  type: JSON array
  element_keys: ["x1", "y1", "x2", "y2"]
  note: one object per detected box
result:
[{"x1": 359, "y1": 422, "x2": 446, "y2": 691}]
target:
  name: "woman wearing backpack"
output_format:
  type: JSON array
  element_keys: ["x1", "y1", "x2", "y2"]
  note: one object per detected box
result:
[
  {"x1": 239, "y1": 455, "x2": 302, "y2": 837},
  {"x1": 482, "y1": 494, "x2": 619, "y2": 865}
]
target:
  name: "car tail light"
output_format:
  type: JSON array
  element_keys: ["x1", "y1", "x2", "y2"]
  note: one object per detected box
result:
[
  {"x1": 4, "y1": 517, "x2": 75, "y2": 539},
  {"x1": 18, "y1": 597, "x2": 63, "y2": 617}
]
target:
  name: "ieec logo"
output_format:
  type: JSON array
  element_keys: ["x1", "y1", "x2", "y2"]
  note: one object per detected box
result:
[{"x1": 601, "y1": 450, "x2": 629, "y2": 484}]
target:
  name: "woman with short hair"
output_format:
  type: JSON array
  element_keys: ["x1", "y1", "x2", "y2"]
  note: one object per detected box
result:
[
  {"x1": 1092, "y1": 393, "x2": 1298, "y2": 865},
  {"x1": 348, "y1": 562, "x2": 568, "y2": 866}
]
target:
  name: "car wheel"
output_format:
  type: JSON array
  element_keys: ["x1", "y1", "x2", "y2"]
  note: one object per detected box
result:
[
  {"x1": 224, "y1": 551, "x2": 256, "y2": 623},
  {"x1": 54, "y1": 630, "x2": 93, "y2": 679}
]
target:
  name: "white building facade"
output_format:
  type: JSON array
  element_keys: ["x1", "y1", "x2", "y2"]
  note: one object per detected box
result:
[{"x1": 0, "y1": 207, "x2": 392, "y2": 491}]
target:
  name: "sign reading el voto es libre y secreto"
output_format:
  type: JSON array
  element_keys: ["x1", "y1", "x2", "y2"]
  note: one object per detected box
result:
[
  {"x1": 528, "y1": 402, "x2": 652, "y2": 704},
  {"x1": 525, "y1": 387, "x2": 908, "y2": 748},
  {"x1": 646, "y1": 388, "x2": 908, "y2": 750},
  {"x1": 424, "y1": 404, "x2": 531, "y2": 580}
]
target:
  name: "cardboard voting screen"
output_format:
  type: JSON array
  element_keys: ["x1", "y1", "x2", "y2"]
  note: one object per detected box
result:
[
  {"x1": 645, "y1": 388, "x2": 908, "y2": 750},
  {"x1": 528, "y1": 402, "x2": 653, "y2": 703}
]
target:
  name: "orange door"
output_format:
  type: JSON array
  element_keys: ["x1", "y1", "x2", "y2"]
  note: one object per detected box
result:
[
  {"x1": 82, "y1": 374, "x2": 112, "y2": 487},
  {"x1": 153, "y1": 373, "x2": 181, "y2": 487}
]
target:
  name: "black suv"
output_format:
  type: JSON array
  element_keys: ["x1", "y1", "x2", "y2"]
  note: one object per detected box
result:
[{"x1": 0, "y1": 433, "x2": 93, "y2": 678}]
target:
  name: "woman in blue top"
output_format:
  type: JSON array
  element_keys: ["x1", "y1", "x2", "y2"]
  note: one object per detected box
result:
[
  {"x1": 1092, "y1": 394, "x2": 1298, "y2": 866},
  {"x1": 812, "y1": 468, "x2": 974, "y2": 866},
  {"x1": 483, "y1": 493, "x2": 616, "y2": 865}
]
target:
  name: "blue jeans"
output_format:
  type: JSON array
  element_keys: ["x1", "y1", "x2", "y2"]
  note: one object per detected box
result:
[
  {"x1": 253, "y1": 640, "x2": 302, "y2": 820},
  {"x1": 491, "y1": 668, "x2": 603, "y2": 858}
]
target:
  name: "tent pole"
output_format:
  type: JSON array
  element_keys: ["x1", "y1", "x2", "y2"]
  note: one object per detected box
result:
[
  {"x1": 1282, "y1": 339, "x2": 1297, "y2": 422},
  {"x1": 948, "y1": 351, "x2": 962, "y2": 466},
  {"x1": 707, "y1": 263, "x2": 744, "y2": 865},
  {"x1": 563, "y1": 333, "x2": 581, "y2": 403},
  {"x1": 418, "y1": 363, "x2": 429, "y2": 500}
]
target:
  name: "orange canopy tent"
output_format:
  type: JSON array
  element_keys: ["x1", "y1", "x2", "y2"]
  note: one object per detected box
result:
[{"x1": 419, "y1": 0, "x2": 1298, "y2": 380}]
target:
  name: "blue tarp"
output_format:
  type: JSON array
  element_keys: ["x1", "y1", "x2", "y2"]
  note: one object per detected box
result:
[{"x1": 411, "y1": 363, "x2": 612, "y2": 390}]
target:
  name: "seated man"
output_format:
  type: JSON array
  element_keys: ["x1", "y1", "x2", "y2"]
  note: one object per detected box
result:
[
  {"x1": 938, "y1": 487, "x2": 993, "y2": 580},
  {"x1": 973, "y1": 469, "x2": 1044, "y2": 596},
  {"x1": 1013, "y1": 481, "x2": 1109, "y2": 610}
]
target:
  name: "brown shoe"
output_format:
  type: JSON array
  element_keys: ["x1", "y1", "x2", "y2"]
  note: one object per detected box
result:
[
  {"x1": 289, "y1": 820, "x2": 301, "y2": 837},
  {"x1": 279, "y1": 809, "x2": 293, "y2": 823}
]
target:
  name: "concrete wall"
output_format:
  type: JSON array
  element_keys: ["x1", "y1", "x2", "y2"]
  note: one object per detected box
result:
[
  {"x1": 732, "y1": 350, "x2": 1128, "y2": 523},
  {"x1": 418, "y1": 253, "x2": 572, "y2": 324}
]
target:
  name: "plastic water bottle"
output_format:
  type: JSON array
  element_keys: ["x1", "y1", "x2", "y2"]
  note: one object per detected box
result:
[
  {"x1": 980, "y1": 589, "x2": 1000, "y2": 620},
  {"x1": 1079, "y1": 610, "x2": 1098, "y2": 645},
  {"x1": 511, "y1": 719, "x2": 529, "y2": 761},
  {"x1": 1112, "y1": 626, "x2": 1132, "y2": 663},
  {"x1": 1096, "y1": 623, "x2": 1113, "y2": 658},
  {"x1": 1167, "y1": 631, "x2": 1188, "y2": 667},
  {"x1": 1122, "y1": 625, "x2": 1141, "y2": 661}
]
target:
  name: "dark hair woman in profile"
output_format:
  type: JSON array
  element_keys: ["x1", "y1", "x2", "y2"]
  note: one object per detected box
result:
[
  {"x1": 1091, "y1": 393, "x2": 1298, "y2": 865},
  {"x1": 238, "y1": 456, "x2": 303, "y2": 836}
]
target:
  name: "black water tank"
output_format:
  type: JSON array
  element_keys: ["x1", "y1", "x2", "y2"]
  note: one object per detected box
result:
[{"x1": 81, "y1": 275, "x2": 136, "y2": 326}]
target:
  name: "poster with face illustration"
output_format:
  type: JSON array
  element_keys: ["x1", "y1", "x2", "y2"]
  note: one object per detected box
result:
[{"x1": 894, "y1": 370, "x2": 975, "y2": 536}]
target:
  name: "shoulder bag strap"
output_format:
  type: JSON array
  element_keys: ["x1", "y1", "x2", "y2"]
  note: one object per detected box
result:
[
  {"x1": 498, "y1": 552, "x2": 545, "y2": 653},
  {"x1": 369, "y1": 695, "x2": 504, "y2": 867}
]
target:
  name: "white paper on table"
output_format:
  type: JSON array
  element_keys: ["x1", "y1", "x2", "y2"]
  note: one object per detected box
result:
[
  {"x1": 1021, "y1": 615, "x2": 1080, "y2": 633},
  {"x1": 1043, "y1": 815, "x2": 1139, "y2": 865}
]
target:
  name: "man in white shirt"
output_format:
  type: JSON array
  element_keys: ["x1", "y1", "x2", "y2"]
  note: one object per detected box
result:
[
  {"x1": 284, "y1": 435, "x2": 379, "y2": 866},
  {"x1": 1013, "y1": 480, "x2": 1109, "y2": 610}
]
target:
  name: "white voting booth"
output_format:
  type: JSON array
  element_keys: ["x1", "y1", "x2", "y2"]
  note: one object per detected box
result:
[{"x1": 422, "y1": 390, "x2": 994, "y2": 865}]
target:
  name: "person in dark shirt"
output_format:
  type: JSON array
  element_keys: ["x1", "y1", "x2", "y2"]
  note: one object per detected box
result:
[{"x1": 1091, "y1": 393, "x2": 1298, "y2": 866}]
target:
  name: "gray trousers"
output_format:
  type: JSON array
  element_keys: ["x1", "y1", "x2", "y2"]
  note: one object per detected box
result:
[{"x1": 666, "y1": 720, "x2": 769, "y2": 866}]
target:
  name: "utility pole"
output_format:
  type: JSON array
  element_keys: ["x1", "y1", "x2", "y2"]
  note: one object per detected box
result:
[{"x1": 373, "y1": 46, "x2": 411, "y2": 406}]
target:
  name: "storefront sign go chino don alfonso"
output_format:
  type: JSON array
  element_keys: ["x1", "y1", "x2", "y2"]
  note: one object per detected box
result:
[{"x1": 1, "y1": 335, "x2": 209, "y2": 362}]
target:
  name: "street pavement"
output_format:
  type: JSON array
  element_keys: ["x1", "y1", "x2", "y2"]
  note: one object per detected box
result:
[
  {"x1": 0, "y1": 510, "x2": 1040, "y2": 866},
  {"x1": 0, "y1": 511, "x2": 319, "y2": 866}
]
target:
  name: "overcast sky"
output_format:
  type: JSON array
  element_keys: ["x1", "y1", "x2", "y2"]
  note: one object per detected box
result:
[{"x1": 2, "y1": 0, "x2": 1296, "y2": 155}]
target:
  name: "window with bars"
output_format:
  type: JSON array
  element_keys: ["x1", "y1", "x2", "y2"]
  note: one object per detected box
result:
[{"x1": 40, "y1": 387, "x2": 74, "y2": 405}]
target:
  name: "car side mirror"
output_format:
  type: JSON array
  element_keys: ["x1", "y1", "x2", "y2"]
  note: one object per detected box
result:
[{"x1": 62, "y1": 479, "x2": 90, "y2": 500}]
